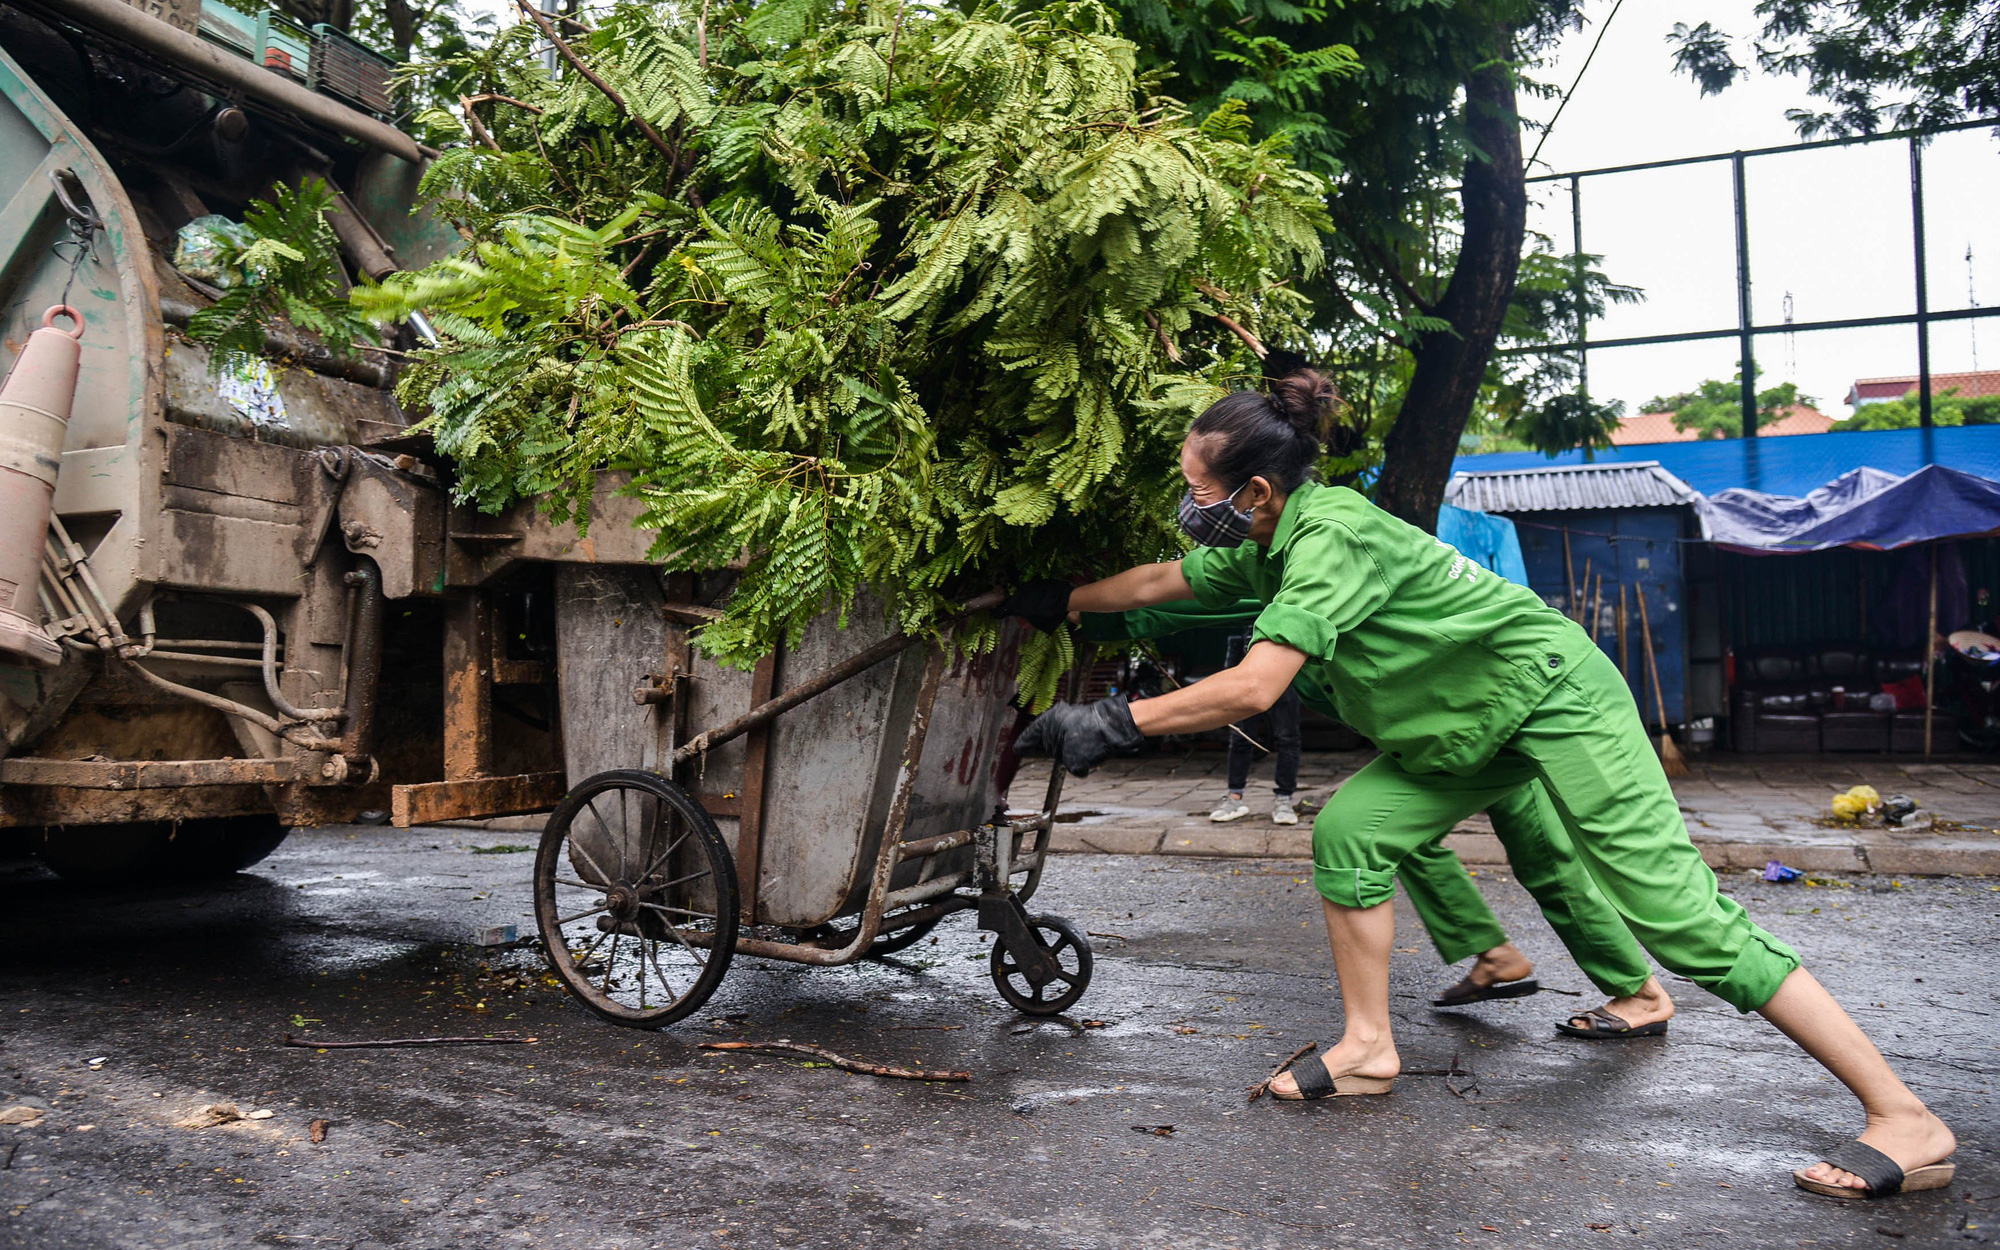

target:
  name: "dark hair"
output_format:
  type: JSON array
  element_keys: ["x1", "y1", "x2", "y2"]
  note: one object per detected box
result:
[{"x1": 1187, "y1": 367, "x2": 1338, "y2": 494}]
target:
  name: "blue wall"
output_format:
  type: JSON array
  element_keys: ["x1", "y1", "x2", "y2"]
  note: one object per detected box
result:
[
  {"x1": 1512, "y1": 508, "x2": 1690, "y2": 724},
  {"x1": 1455, "y1": 424, "x2": 2000, "y2": 498}
]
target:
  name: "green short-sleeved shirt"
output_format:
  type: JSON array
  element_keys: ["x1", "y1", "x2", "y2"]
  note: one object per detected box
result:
[{"x1": 1180, "y1": 481, "x2": 1598, "y2": 775}]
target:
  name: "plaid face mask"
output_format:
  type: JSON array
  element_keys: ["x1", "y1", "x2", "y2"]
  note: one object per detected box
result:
[{"x1": 1176, "y1": 483, "x2": 1253, "y2": 547}]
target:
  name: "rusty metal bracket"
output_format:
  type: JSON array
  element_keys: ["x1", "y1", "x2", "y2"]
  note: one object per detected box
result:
[
  {"x1": 390, "y1": 771, "x2": 566, "y2": 828},
  {"x1": 976, "y1": 892, "x2": 1062, "y2": 987},
  {"x1": 631, "y1": 661, "x2": 684, "y2": 706}
]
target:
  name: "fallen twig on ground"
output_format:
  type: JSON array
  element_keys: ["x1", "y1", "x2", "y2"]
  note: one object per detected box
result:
[
  {"x1": 1245, "y1": 1041, "x2": 1317, "y2": 1102},
  {"x1": 698, "y1": 1040, "x2": 970, "y2": 1082},
  {"x1": 282, "y1": 1033, "x2": 537, "y2": 1050}
]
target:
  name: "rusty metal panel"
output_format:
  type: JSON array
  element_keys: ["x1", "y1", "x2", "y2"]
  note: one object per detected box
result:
[
  {"x1": 555, "y1": 566, "x2": 673, "y2": 782},
  {"x1": 334, "y1": 459, "x2": 444, "y2": 599},
  {"x1": 0, "y1": 46, "x2": 160, "y2": 752},
  {"x1": 446, "y1": 474, "x2": 664, "y2": 587},
  {"x1": 162, "y1": 333, "x2": 401, "y2": 449},
  {"x1": 390, "y1": 771, "x2": 565, "y2": 828},
  {"x1": 0, "y1": 784, "x2": 269, "y2": 826},
  {"x1": 0, "y1": 755, "x2": 291, "y2": 787},
  {"x1": 442, "y1": 592, "x2": 491, "y2": 781}
]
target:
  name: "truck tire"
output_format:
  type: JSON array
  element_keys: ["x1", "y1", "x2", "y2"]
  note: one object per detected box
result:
[{"x1": 35, "y1": 815, "x2": 291, "y2": 883}]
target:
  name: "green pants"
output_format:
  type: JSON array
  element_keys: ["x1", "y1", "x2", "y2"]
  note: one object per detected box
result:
[
  {"x1": 1396, "y1": 780, "x2": 1654, "y2": 998},
  {"x1": 1314, "y1": 648, "x2": 1800, "y2": 1013}
]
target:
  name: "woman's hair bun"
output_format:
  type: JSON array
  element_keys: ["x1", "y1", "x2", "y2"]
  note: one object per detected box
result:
[{"x1": 1267, "y1": 367, "x2": 1337, "y2": 444}]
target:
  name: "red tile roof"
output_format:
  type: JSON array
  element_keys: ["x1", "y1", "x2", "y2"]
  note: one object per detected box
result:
[
  {"x1": 1608, "y1": 404, "x2": 1834, "y2": 445},
  {"x1": 1847, "y1": 369, "x2": 2000, "y2": 406}
]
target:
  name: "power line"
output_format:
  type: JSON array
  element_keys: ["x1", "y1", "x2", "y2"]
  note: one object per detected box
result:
[{"x1": 1528, "y1": 0, "x2": 1627, "y2": 174}]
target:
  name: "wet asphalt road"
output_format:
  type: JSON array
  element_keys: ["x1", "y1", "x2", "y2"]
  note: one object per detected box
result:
[{"x1": 0, "y1": 828, "x2": 1994, "y2": 1249}]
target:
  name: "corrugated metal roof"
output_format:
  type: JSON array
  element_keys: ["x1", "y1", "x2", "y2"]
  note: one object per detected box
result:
[{"x1": 1444, "y1": 461, "x2": 1699, "y2": 513}]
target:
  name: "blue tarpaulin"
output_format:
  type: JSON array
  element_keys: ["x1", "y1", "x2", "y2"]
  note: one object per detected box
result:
[
  {"x1": 1437, "y1": 504, "x2": 1530, "y2": 584},
  {"x1": 1700, "y1": 464, "x2": 2000, "y2": 552},
  {"x1": 1452, "y1": 423, "x2": 2000, "y2": 498}
]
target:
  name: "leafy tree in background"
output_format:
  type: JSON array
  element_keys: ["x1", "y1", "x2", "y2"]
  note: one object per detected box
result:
[
  {"x1": 1669, "y1": 2, "x2": 2000, "y2": 136},
  {"x1": 1644, "y1": 375, "x2": 1816, "y2": 440},
  {"x1": 1112, "y1": 0, "x2": 1594, "y2": 528},
  {"x1": 1842, "y1": 389, "x2": 2000, "y2": 430}
]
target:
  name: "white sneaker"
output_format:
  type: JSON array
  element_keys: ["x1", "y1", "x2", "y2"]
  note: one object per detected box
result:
[
  {"x1": 1271, "y1": 795, "x2": 1298, "y2": 825},
  {"x1": 1209, "y1": 796, "x2": 1250, "y2": 823}
]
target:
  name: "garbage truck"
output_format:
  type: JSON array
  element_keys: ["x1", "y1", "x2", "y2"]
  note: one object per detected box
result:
[{"x1": 0, "y1": 0, "x2": 1028, "y2": 897}]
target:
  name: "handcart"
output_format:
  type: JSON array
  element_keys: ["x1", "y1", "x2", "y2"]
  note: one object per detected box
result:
[{"x1": 531, "y1": 572, "x2": 1089, "y2": 1027}]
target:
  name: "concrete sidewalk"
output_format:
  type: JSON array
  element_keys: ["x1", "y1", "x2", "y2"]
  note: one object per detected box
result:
[{"x1": 1026, "y1": 750, "x2": 2000, "y2": 875}]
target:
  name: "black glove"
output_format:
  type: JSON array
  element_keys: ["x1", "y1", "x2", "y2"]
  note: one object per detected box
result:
[
  {"x1": 1014, "y1": 694, "x2": 1145, "y2": 777},
  {"x1": 994, "y1": 579, "x2": 1073, "y2": 633}
]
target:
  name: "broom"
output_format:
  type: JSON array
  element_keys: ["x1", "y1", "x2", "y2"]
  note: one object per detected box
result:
[{"x1": 1635, "y1": 586, "x2": 1689, "y2": 778}]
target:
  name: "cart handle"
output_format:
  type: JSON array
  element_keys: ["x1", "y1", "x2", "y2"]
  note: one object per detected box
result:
[{"x1": 666, "y1": 590, "x2": 1015, "y2": 766}]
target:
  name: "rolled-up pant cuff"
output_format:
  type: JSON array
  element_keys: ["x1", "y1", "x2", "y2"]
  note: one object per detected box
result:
[
  {"x1": 1429, "y1": 920, "x2": 1509, "y2": 966},
  {"x1": 1314, "y1": 865, "x2": 1399, "y2": 910},
  {"x1": 1710, "y1": 930, "x2": 1803, "y2": 1013}
]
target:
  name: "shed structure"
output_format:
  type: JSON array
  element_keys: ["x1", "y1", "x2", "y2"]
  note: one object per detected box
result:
[{"x1": 1444, "y1": 462, "x2": 1716, "y2": 729}]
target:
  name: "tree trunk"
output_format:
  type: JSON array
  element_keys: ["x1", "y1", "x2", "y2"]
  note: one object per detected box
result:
[{"x1": 1371, "y1": 27, "x2": 1527, "y2": 532}]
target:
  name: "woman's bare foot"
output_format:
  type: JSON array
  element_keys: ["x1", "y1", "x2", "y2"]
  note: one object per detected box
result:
[
  {"x1": 1796, "y1": 1105, "x2": 1956, "y2": 1191},
  {"x1": 1267, "y1": 1032, "x2": 1401, "y2": 1098},
  {"x1": 1568, "y1": 975, "x2": 1674, "y2": 1032},
  {"x1": 1468, "y1": 942, "x2": 1533, "y2": 988}
]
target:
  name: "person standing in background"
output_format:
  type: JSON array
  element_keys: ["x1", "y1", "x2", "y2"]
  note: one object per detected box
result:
[{"x1": 1211, "y1": 626, "x2": 1302, "y2": 825}]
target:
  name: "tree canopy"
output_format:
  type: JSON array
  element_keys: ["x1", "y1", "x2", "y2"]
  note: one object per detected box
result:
[
  {"x1": 356, "y1": 0, "x2": 1329, "y2": 690},
  {"x1": 1842, "y1": 389, "x2": 2000, "y2": 429},
  {"x1": 1108, "y1": 0, "x2": 1602, "y2": 521},
  {"x1": 1669, "y1": 1, "x2": 2000, "y2": 137},
  {"x1": 1642, "y1": 375, "x2": 1816, "y2": 440}
]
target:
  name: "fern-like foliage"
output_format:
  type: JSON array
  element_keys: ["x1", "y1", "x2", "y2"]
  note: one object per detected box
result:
[
  {"x1": 185, "y1": 179, "x2": 380, "y2": 371},
  {"x1": 356, "y1": 0, "x2": 1330, "y2": 701}
]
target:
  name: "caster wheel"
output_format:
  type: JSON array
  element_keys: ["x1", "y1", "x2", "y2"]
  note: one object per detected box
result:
[{"x1": 989, "y1": 913, "x2": 1091, "y2": 1015}]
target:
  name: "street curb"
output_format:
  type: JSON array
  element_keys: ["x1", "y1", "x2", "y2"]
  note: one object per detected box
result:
[{"x1": 1047, "y1": 825, "x2": 2000, "y2": 875}]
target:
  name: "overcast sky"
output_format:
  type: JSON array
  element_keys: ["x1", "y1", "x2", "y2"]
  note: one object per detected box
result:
[
  {"x1": 465, "y1": 0, "x2": 1999, "y2": 418},
  {"x1": 1518, "y1": 0, "x2": 2000, "y2": 418}
]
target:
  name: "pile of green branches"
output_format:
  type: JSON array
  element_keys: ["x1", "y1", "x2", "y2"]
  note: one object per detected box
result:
[{"x1": 358, "y1": 0, "x2": 1329, "y2": 692}]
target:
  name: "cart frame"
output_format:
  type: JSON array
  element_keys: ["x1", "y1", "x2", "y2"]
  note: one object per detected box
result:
[{"x1": 537, "y1": 593, "x2": 1091, "y2": 1025}]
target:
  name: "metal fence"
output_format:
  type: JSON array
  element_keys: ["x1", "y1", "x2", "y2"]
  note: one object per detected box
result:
[{"x1": 1513, "y1": 117, "x2": 2000, "y2": 434}]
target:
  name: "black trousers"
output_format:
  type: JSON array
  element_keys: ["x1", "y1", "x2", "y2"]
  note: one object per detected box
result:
[{"x1": 1226, "y1": 686, "x2": 1301, "y2": 795}]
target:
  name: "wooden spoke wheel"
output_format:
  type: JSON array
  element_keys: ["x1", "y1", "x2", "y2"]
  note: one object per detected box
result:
[{"x1": 534, "y1": 771, "x2": 737, "y2": 1028}]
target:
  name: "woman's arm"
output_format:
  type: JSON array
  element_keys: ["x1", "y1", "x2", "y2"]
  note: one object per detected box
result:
[
  {"x1": 1130, "y1": 640, "x2": 1307, "y2": 735},
  {"x1": 1067, "y1": 561, "x2": 1195, "y2": 615}
]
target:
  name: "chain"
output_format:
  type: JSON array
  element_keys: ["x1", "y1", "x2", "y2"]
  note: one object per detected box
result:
[{"x1": 49, "y1": 169, "x2": 103, "y2": 313}]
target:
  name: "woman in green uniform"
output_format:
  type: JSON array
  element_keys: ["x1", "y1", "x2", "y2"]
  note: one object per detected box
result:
[
  {"x1": 1008, "y1": 370, "x2": 1955, "y2": 1199},
  {"x1": 1077, "y1": 600, "x2": 1677, "y2": 1035}
]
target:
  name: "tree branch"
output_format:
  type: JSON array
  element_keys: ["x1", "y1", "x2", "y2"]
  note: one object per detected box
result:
[
  {"x1": 1144, "y1": 311, "x2": 1183, "y2": 364},
  {"x1": 463, "y1": 92, "x2": 544, "y2": 115},
  {"x1": 459, "y1": 95, "x2": 502, "y2": 152},
  {"x1": 699, "y1": 1039, "x2": 970, "y2": 1081},
  {"x1": 1209, "y1": 312, "x2": 1266, "y2": 359},
  {"x1": 512, "y1": 0, "x2": 677, "y2": 161}
]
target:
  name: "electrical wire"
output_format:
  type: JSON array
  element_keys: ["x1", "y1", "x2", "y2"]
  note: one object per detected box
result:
[{"x1": 1528, "y1": 0, "x2": 1627, "y2": 174}]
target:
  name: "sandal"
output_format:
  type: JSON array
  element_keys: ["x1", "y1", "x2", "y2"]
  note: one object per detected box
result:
[
  {"x1": 1554, "y1": 1005, "x2": 1668, "y2": 1040},
  {"x1": 1271, "y1": 1055, "x2": 1395, "y2": 1101},
  {"x1": 1793, "y1": 1140, "x2": 1955, "y2": 1199},
  {"x1": 1432, "y1": 975, "x2": 1541, "y2": 1007}
]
